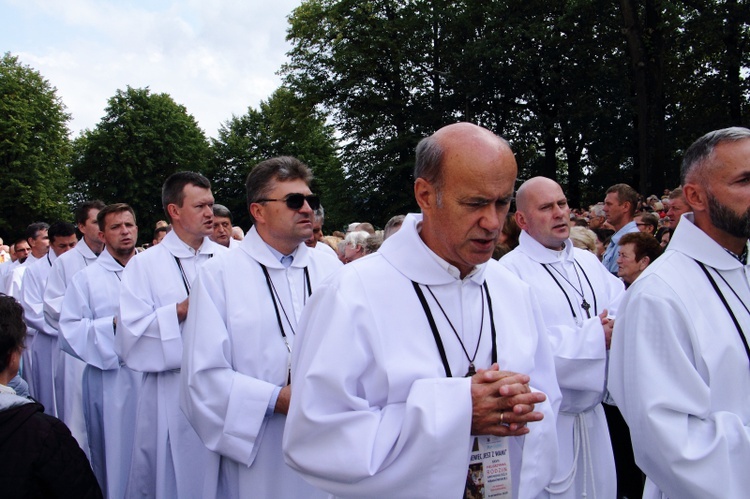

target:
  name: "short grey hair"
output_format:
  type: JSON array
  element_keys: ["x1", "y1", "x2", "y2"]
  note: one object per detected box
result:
[
  {"x1": 314, "y1": 205, "x2": 325, "y2": 224},
  {"x1": 590, "y1": 204, "x2": 606, "y2": 218},
  {"x1": 681, "y1": 127, "x2": 750, "y2": 185},
  {"x1": 344, "y1": 230, "x2": 369, "y2": 249},
  {"x1": 414, "y1": 135, "x2": 445, "y2": 190}
]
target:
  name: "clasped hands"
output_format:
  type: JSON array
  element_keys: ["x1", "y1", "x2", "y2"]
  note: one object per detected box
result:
[{"x1": 470, "y1": 363, "x2": 546, "y2": 437}]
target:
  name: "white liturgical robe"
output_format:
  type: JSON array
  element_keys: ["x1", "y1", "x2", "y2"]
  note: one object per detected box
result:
[
  {"x1": 117, "y1": 230, "x2": 226, "y2": 499},
  {"x1": 20, "y1": 252, "x2": 58, "y2": 412},
  {"x1": 60, "y1": 249, "x2": 142, "y2": 499},
  {"x1": 181, "y1": 226, "x2": 341, "y2": 498},
  {"x1": 500, "y1": 231, "x2": 625, "y2": 498},
  {"x1": 44, "y1": 239, "x2": 99, "y2": 453},
  {"x1": 283, "y1": 213, "x2": 561, "y2": 499},
  {"x1": 609, "y1": 213, "x2": 750, "y2": 499}
]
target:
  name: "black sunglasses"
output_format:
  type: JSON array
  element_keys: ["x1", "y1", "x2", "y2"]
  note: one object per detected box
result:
[{"x1": 256, "y1": 193, "x2": 320, "y2": 211}]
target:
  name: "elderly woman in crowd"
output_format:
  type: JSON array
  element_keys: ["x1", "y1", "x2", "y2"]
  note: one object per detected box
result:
[
  {"x1": 342, "y1": 230, "x2": 370, "y2": 263},
  {"x1": 616, "y1": 232, "x2": 663, "y2": 288}
]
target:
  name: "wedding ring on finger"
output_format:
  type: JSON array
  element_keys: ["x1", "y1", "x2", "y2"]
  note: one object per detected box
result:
[{"x1": 500, "y1": 411, "x2": 505, "y2": 425}]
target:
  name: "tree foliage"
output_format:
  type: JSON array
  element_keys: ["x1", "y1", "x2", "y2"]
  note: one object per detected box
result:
[
  {"x1": 0, "y1": 52, "x2": 72, "y2": 241},
  {"x1": 209, "y1": 86, "x2": 346, "y2": 232},
  {"x1": 283, "y1": 0, "x2": 749, "y2": 216},
  {"x1": 71, "y1": 86, "x2": 211, "y2": 243}
]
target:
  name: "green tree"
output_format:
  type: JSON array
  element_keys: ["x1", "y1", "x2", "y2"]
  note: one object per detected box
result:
[
  {"x1": 209, "y1": 86, "x2": 346, "y2": 232},
  {"x1": 284, "y1": 0, "x2": 749, "y2": 213},
  {"x1": 71, "y1": 86, "x2": 211, "y2": 243},
  {"x1": 0, "y1": 52, "x2": 72, "y2": 240}
]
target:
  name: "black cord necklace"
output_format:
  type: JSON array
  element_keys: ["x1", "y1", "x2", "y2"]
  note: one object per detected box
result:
[
  {"x1": 696, "y1": 261, "x2": 750, "y2": 366},
  {"x1": 412, "y1": 281, "x2": 497, "y2": 377},
  {"x1": 542, "y1": 260, "x2": 597, "y2": 325},
  {"x1": 173, "y1": 253, "x2": 214, "y2": 294},
  {"x1": 259, "y1": 263, "x2": 312, "y2": 351}
]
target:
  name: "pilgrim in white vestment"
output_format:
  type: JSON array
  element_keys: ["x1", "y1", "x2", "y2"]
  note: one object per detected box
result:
[
  {"x1": 59, "y1": 249, "x2": 142, "y2": 499},
  {"x1": 20, "y1": 252, "x2": 59, "y2": 412},
  {"x1": 116, "y1": 229, "x2": 226, "y2": 499},
  {"x1": 609, "y1": 213, "x2": 750, "y2": 499},
  {"x1": 500, "y1": 231, "x2": 625, "y2": 498},
  {"x1": 44, "y1": 239, "x2": 98, "y2": 454},
  {"x1": 181, "y1": 226, "x2": 340, "y2": 498},
  {"x1": 283, "y1": 214, "x2": 561, "y2": 499}
]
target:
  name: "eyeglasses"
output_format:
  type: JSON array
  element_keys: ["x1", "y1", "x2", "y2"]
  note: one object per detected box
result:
[{"x1": 256, "y1": 193, "x2": 320, "y2": 211}]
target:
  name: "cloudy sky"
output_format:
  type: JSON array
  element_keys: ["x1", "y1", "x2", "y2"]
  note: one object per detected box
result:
[{"x1": 2, "y1": 0, "x2": 304, "y2": 138}]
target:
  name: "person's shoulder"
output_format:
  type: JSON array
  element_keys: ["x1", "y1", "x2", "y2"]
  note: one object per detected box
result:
[
  {"x1": 572, "y1": 247, "x2": 606, "y2": 268},
  {"x1": 496, "y1": 245, "x2": 529, "y2": 268},
  {"x1": 203, "y1": 238, "x2": 229, "y2": 255},
  {"x1": 308, "y1": 246, "x2": 343, "y2": 269},
  {"x1": 485, "y1": 259, "x2": 531, "y2": 290}
]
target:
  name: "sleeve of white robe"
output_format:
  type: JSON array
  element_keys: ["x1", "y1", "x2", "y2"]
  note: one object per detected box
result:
[
  {"x1": 180, "y1": 268, "x2": 276, "y2": 465},
  {"x1": 545, "y1": 318, "x2": 607, "y2": 394},
  {"x1": 43, "y1": 258, "x2": 67, "y2": 333},
  {"x1": 21, "y1": 265, "x2": 47, "y2": 335},
  {"x1": 59, "y1": 271, "x2": 119, "y2": 370},
  {"x1": 609, "y1": 284, "x2": 750, "y2": 498},
  {"x1": 6, "y1": 266, "x2": 24, "y2": 297},
  {"x1": 116, "y1": 253, "x2": 183, "y2": 372},
  {"x1": 283, "y1": 274, "x2": 474, "y2": 499}
]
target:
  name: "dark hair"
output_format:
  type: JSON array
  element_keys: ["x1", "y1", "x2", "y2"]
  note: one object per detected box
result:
[
  {"x1": 681, "y1": 127, "x2": 750, "y2": 185},
  {"x1": 162, "y1": 172, "x2": 211, "y2": 220},
  {"x1": 212, "y1": 204, "x2": 233, "y2": 223},
  {"x1": 25, "y1": 222, "x2": 49, "y2": 242},
  {"x1": 74, "y1": 200, "x2": 106, "y2": 226},
  {"x1": 592, "y1": 228, "x2": 615, "y2": 244},
  {"x1": 619, "y1": 232, "x2": 663, "y2": 263},
  {"x1": 605, "y1": 184, "x2": 639, "y2": 217},
  {"x1": 47, "y1": 221, "x2": 77, "y2": 244},
  {"x1": 97, "y1": 203, "x2": 137, "y2": 231},
  {"x1": 0, "y1": 295, "x2": 27, "y2": 372},
  {"x1": 245, "y1": 156, "x2": 313, "y2": 223},
  {"x1": 637, "y1": 212, "x2": 659, "y2": 233},
  {"x1": 153, "y1": 226, "x2": 168, "y2": 237}
]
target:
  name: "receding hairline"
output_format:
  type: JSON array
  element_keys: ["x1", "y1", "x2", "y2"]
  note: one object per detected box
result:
[{"x1": 415, "y1": 123, "x2": 512, "y2": 186}]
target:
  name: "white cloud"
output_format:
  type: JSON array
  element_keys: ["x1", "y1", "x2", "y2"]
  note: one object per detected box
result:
[{"x1": 2, "y1": 0, "x2": 303, "y2": 137}]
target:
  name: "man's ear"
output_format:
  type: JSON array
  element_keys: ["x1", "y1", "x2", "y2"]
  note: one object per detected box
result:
[
  {"x1": 249, "y1": 203, "x2": 265, "y2": 225},
  {"x1": 515, "y1": 211, "x2": 528, "y2": 231},
  {"x1": 414, "y1": 178, "x2": 437, "y2": 212},
  {"x1": 683, "y1": 183, "x2": 707, "y2": 212},
  {"x1": 167, "y1": 203, "x2": 180, "y2": 222}
]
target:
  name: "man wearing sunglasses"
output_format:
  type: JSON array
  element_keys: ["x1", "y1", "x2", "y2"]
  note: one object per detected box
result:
[{"x1": 180, "y1": 156, "x2": 341, "y2": 498}]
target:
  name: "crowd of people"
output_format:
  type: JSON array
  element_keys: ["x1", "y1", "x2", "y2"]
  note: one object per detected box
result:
[{"x1": 0, "y1": 123, "x2": 748, "y2": 499}]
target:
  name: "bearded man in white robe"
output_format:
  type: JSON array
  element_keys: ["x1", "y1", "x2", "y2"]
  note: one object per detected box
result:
[
  {"x1": 500, "y1": 177, "x2": 625, "y2": 498},
  {"x1": 181, "y1": 156, "x2": 341, "y2": 498},
  {"x1": 283, "y1": 122, "x2": 561, "y2": 498},
  {"x1": 59, "y1": 203, "x2": 143, "y2": 499},
  {"x1": 116, "y1": 172, "x2": 226, "y2": 499},
  {"x1": 609, "y1": 127, "x2": 750, "y2": 499}
]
